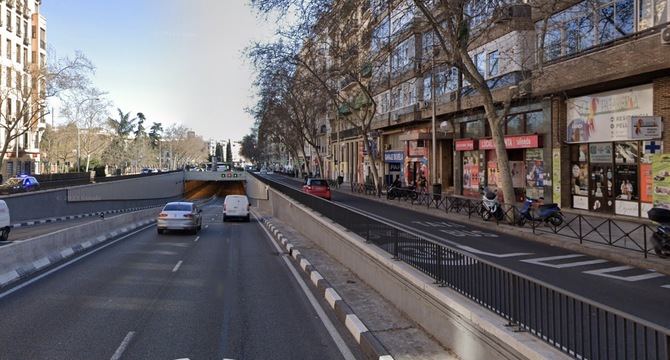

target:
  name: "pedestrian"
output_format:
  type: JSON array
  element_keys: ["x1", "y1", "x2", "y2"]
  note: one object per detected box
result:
[
  {"x1": 337, "y1": 171, "x2": 344, "y2": 189},
  {"x1": 419, "y1": 172, "x2": 427, "y2": 193}
]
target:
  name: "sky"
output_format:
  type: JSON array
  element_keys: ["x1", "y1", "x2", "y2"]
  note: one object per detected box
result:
[{"x1": 42, "y1": 0, "x2": 279, "y2": 143}]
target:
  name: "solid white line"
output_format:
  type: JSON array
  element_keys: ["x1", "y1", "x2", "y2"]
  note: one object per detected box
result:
[
  {"x1": 252, "y1": 211, "x2": 355, "y2": 360},
  {"x1": 194, "y1": 236, "x2": 200, "y2": 242},
  {"x1": 110, "y1": 331, "x2": 135, "y2": 360},
  {"x1": 172, "y1": 260, "x2": 183, "y2": 272},
  {"x1": 0, "y1": 224, "x2": 155, "y2": 300}
]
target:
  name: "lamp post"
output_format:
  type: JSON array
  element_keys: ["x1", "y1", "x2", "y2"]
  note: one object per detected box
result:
[{"x1": 431, "y1": 44, "x2": 438, "y2": 187}]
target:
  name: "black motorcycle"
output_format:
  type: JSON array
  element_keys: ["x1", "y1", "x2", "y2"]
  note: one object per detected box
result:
[
  {"x1": 387, "y1": 185, "x2": 418, "y2": 201},
  {"x1": 648, "y1": 207, "x2": 670, "y2": 258}
]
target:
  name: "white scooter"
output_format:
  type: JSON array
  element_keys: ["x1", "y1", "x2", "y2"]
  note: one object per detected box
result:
[{"x1": 480, "y1": 189, "x2": 504, "y2": 221}]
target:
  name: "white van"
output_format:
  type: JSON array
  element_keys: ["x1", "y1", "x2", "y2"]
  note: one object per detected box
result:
[
  {"x1": 0, "y1": 200, "x2": 10, "y2": 241},
  {"x1": 223, "y1": 195, "x2": 250, "y2": 222}
]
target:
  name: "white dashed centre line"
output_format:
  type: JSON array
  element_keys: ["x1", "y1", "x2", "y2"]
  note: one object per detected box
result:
[
  {"x1": 205, "y1": 225, "x2": 209, "y2": 229},
  {"x1": 110, "y1": 331, "x2": 135, "y2": 360},
  {"x1": 172, "y1": 260, "x2": 183, "y2": 273},
  {"x1": 194, "y1": 236, "x2": 200, "y2": 242}
]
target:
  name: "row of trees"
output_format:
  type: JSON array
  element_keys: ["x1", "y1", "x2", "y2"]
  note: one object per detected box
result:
[{"x1": 247, "y1": 0, "x2": 563, "y2": 204}]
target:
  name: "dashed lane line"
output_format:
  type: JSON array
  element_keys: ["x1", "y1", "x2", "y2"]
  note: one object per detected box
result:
[
  {"x1": 110, "y1": 331, "x2": 135, "y2": 360},
  {"x1": 172, "y1": 260, "x2": 183, "y2": 273}
]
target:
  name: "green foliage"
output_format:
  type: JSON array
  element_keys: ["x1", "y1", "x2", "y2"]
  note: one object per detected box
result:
[{"x1": 226, "y1": 140, "x2": 233, "y2": 164}]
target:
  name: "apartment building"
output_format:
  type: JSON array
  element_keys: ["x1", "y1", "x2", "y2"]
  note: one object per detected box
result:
[
  {"x1": 311, "y1": 0, "x2": 670, "y2": 218},
  {"x1": 0, "y1": 0, "x2": 46, "y2": 178}
]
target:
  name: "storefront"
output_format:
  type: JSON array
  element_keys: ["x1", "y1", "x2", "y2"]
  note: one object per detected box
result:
[
  {"x1": 384, "y1": 150, "x2": 404, "y2": 185},
  {"x1": 566, "y1": 84, "x2": 662, "y2": 217},
  {"x1": 400, "y1": 130, "x2": 431, "y2": 187}
]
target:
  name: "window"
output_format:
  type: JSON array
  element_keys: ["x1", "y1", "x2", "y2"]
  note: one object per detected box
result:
[
  {"x1": 16, "y1": 44, "x2": 20, "y2": 63},
  {"x1": 473, "y1": 52, "x2": 486, "y2": 75},
  {"x1": 15, "y1": 16, "x2": 19, "y2": 36},
  {"x1": 421, "y1": 30, "x2": 433, "y2": 61},
  {"x1": 391, "y1": 36, "x2": 414, "y2": 75},
  {"x1": 525, "y1": 111, "x2": 547, "y2": 133},
  {"x1": 5, "y1": 39, "x2": 10, "y2": 60},
  {"x1": 487, "y1": 50, "x2": 499, "y2": 77},
  {"x1": 422, "y1": 76, "x2": 431, "y2": 101},
  {"x1": 461, "y1": 120, "x2": 484, "y2": 138},
  {"x1": 506, "y1": 115, "x2": 524, "y2": 135},
  {"x1": 465, "y1": 0, "x2": 508, "y2": 28},
  {"x1": 390, "y1": 79, "x2": 416, "y2": 110},
  {"x1": 6, "y1": 10, "x2": 10, "y2": 31},
  {"x1": 371, "y1": 17, "x2": 390, "y2": 53},
  {"x1": 6, "y1": 67, "x2": 11, "y2": 87},
  {"x1": 638, "y1": 0, "x2": 668, "y2": 30},
  {"x1": 390, "y1": 0, "x2": 414, "y2": 36}
]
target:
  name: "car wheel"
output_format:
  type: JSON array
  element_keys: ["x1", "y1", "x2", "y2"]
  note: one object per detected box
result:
[
  {"x1": 157, "y1": 228, "x2": 164, "y2": 235},
  {"x1": 0, "y1": 227, "x2": 9, "y2": 241},
  {"x1": 223, "y1": 215, "x2": 227, "y2": 222},
  {"x1": 245, "y1": 214, "x2": 250, "y2": 222}
]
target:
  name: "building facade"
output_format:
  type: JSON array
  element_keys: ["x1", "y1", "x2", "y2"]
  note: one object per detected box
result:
[
  {"x1": 1, "y1": 0, "x2": 46, "y2": 178},
  {"x1": 299, "y1": 0, "x2": 670, "y2": 218}
]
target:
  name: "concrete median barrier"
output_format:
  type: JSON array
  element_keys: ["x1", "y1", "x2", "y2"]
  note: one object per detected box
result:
[
  {"x1": 256, "y1": 183, "x2": 566, "y2": 360},
  {"x1": 0, "y1": 208, "x2": 159, "y2": 288}
]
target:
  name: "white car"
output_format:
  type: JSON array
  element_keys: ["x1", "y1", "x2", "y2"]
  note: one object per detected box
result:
[
  {"x1": 223, "y1": 195, "x2": 250, "y2": 222},
  {"x1": 157, "y1": 202, "x2": 202, "y2": 234},
  {"x1": 0, "y1": 200, "x2": 10, "y2": 241}
]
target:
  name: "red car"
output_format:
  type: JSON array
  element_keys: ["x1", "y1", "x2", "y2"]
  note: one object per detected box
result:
[{"x1": 302, "y1": 178, "x2": 332, "y2": 200}]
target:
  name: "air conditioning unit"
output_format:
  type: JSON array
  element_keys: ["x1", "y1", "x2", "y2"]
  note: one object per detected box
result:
[
  {"x1": 662, "y1": 26, "x2": 670, "y2": 45},
  {"x1": 495, "y1": 4, "x2": 531, "y2": 23}
]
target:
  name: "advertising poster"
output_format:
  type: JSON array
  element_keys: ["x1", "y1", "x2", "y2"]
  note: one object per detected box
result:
[
  {"x1": 553, "y1": 149, "x2": 561, "y2": 206},
  {"x1": 615, "y1": 142, "x2": 638, "y2": 164},
  {"x1": 463, "y1": 152, "x2": 480, "y2": 195},
  {"x1": 589, "y1": 143, "x2": 613, "y2": 163},
  {"x1": 652, "y1": 154, "x2": 670, "y2": 210},
  {"x1": 487, "y1": 160, "x2": 498, "y2": 186},
  {"x1": 615, "y1": 165, "x2": 638, "y2": 201},
  {"x1": 641, "y1": 163, "x2": 652, "y2": 203},
  {"x1": 566, "y1": 84, "x2": 654, "y2": 143},
  {"x1": 571, "y1": 163, "x2": 589, "y2": 196}
]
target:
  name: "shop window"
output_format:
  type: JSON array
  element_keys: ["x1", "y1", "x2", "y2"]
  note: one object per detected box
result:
[
  {"x1": 525, "y1": 111, "x2": 547, "y2": 134},
  {"x1": 506, "y1": 115, "x2": 524, "y2": 135},
  {"x1": 638, "y1": 0, "x2": 668, "y2": 30},
  {"x1": 570, "y1": 144, "x2": 589, "y2": 197},
  {"x1": 461, "y1": 120, "x2": 483, "y2": 138},
  {"x1": 615, "y1": 142, "x2": 638, "y2": 164}
]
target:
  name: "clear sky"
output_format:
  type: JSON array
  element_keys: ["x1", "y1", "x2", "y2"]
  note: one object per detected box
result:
[{"x1": 42, "y1": 0, "x2": 278, "y2": 143}]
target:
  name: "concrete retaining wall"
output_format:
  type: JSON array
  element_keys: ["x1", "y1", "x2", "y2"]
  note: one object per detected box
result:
[
  {"x1": 2, "y1": 172, "x2": 183, "y2": 223},
  {"x1": 0, "y1": 208, "x2": 158, "y2": 283},
  {"x1": 248, "y1": 175, "x2": 566, "y2": 360}
]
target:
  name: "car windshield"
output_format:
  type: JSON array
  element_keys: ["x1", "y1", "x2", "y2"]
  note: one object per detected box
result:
[
  {"x1": 310, "y1": 180, "x2": 327, "y2": 186},
  {"x1": 5, "y1": 178, "x2": 23, "y2": 186},
  {"x1": 163, "y1": 204, "x2": 192, "y2": 212}
]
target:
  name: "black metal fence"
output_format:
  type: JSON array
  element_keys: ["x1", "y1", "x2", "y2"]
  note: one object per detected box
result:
[
  {"x1": 350, "y1": 183, "x2": 660, "y2": 259},
  {"x1": 252, "y1": 173, "x2": 670, "y2": 359}
]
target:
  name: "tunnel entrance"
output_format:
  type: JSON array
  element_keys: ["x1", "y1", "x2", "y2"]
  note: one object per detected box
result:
[{"x1": 184, "y1": 181, "x2": 246, "y2": 200}]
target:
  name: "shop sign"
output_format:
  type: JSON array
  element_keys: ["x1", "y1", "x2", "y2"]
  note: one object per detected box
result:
[
  {"x1": 478, "y1": 134, "x2": 540, "y2": 150},
  {"x1": 566, "y1": 84, "x2": 655, "y2": 143},
  {"x1": 589, "y1": 143, "x2": 613, "y2": 163},
  {"x1": 389, "y1": 163, "x2": 402, "y2": 172},
  {"x1": 615, "y1": 201, "x2": 639, "y2": 217},
  {"x1": 455, "y1": 139, "x2": 475, "y2": 151},
  {"x1": 384, "y1": 150, "x2": 404, "y2": 163},
  {"x1": 652, "y1": 154, "x2": 670, "y2": 210}
]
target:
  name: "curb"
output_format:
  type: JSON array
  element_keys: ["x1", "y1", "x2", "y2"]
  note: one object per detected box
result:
[
  {"x1": 338, "y1": 188, "x2": 670, "y2": 276},
  {"x1": 261, "y1": 217, "x2": 393, "y2": 360},
  {"x1": 10, "y1": 205, "x2": 162, "y2": 229},
  {"x1": 0, "y1": 218, "x2": 156, "y2": 289}
]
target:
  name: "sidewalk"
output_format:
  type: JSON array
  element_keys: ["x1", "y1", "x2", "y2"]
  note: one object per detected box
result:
[{"x1": 332, "y1": 184, "x2": 670, "y2": 276}]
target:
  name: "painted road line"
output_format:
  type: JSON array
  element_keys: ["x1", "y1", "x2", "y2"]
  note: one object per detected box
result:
[
  {"x1": 110, "y1": 331, "x2": 136, "y2": 360},
  {"x1": 205, "y1": 225, "x2": 209, "y2": 229},
  {"x1": 662, "y1": 285, "x2": 670, "y2": 289},
  {"x1": 253, "y1": 212, "x2": 356, "y2": 360},
  {"x1": 172, "y1": 260, "x2": 183, "y2": 273},
  {"x1": 0, "y1": 224, "x2": 155, "y2": 300},
  {"x1": 194, "y1": 236, "x2": 200, "y2": 242},
  {"x1": 521, "y1": 254, "x2": 608, "y2": 268},
  {"x1": 583, "y1": 266, "x2": 665, "y2": 282}
]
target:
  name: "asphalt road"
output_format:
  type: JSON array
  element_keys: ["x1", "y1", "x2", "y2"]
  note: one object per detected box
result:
[
  {"x1": 267, "y1": 175, "x2": 670, "y2": 330},
  {"x1": 0, "y1": 199, "x2": 356, "y2": 360}
]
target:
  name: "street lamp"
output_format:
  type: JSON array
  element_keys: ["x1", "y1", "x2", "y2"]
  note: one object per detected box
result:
[{"x1": 75, "y1": 97, "x2": 100, "y2": 172}]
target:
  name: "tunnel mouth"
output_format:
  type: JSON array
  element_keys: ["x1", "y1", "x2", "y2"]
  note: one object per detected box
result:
[{"x1": 184, "y1": 181, "x2": 246, "y2": 200}]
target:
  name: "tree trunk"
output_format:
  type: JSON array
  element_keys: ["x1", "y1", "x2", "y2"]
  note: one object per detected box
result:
[
  {"x1": 85, "y1": 154, "x2": 91, "y2": 172},
  {"x1": 314, "y1": 147, "x2": 325, "y2": 178},
  {"x1": 300, "y1": 146, "x2": 310, "y2": 175},
  {"x1": 363, "y1": 136, "x2": 381, "y2": 190},
  {"x1": 489, "y1": 118, "x2": 515, "y2": 207}
]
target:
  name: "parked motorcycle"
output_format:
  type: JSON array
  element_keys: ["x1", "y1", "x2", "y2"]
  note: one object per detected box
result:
[
  {"x1": 647, "y1": 207, "x2": 670, "y2": 258},
  {"x1": 480, "y1": 190, "x2": 504, "y2": 221},
  {"x1": 387, "y1": 185, "x2": 419, "y2": 201},
  {"x1": 517, "y1": 197, "x2": 564, "y2": 227}
]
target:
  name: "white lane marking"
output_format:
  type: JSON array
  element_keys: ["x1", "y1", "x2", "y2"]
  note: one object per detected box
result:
[
  {"x1": 253, "y1": 211, "x2": 355, "y2": 360},
  {"x1": 662, "y1": 285, "x2": 670, "y2": 289},
  {"x1": 521, "y1": 254, "x2": 608, "y2": 268},
  {"x1": 172, "y1": 260, "x2": 183, "y2": 273},
  {"x1": 194, "y1": 236, "x2": 200, "y2": 242},
  {"x1": 583, "y1": 266, "x2": 665, "y2": 282},
  {"x1": 110, "y1": 331, "x2": 135, "y2": 360},
  {"x1": 0, "y1": 224, "x2": 156, "y2": 300},
  {"x1": 457, "y1": 245, "x2": 531, "y2": 258},
  {"x1": 205, "y1": 225, "x2": 209, "y2": 229}
]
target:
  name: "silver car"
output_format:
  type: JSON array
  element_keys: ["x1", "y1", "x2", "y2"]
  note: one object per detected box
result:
[{"x1": 157, "y1": 202, "x2": 202, "y2": 235}]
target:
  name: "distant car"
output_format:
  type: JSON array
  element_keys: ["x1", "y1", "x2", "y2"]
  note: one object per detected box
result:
[
  {"x1": 0, "y1": 175, "x2": 40, "y2": 194},
  {"x1": 302, "y1": 178, "x2": 331, "y2": 200},
  {"x1": 260, "y1": 168, "x2": 268, "y2": 175},
  {"x1": 157, "y1": 202, "x2": 202, "y2": 235},
  {"x1": 141, "y1": 168, "x2": 152, "y2": 175},
  {"x1": 223, "y1": 195, "x2": 250, "y2": 222}
]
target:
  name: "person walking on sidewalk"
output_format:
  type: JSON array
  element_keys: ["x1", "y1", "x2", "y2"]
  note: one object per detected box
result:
[{"x1": 418, "y1": 172, "x2": 427, "y2": 194}]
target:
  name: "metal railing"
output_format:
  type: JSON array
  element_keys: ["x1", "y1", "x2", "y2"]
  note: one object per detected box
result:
[
  {"x1": 351, "y1": 182, "x2": 660, "y2": 259},
  {"x1": 252, "y1": 173, "x2": 670, "y2": 359}
]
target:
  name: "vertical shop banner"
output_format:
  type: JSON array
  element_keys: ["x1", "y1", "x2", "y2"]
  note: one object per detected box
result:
[
  {"x1": 525, "y1": 149, "x2": 544, "y2": 199},
  {"x1": 463, "y1": 152, "x2": 480, "y2": 195},
  {"x1": 653, "y1": 154, "x2": 670, "y2": 210},
  {"x1": 566, "y1": 84, "x2": 655, "y2": 143},
  {"x1": 552, "y1": 149, "x2": 561, "y2": 206}
]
